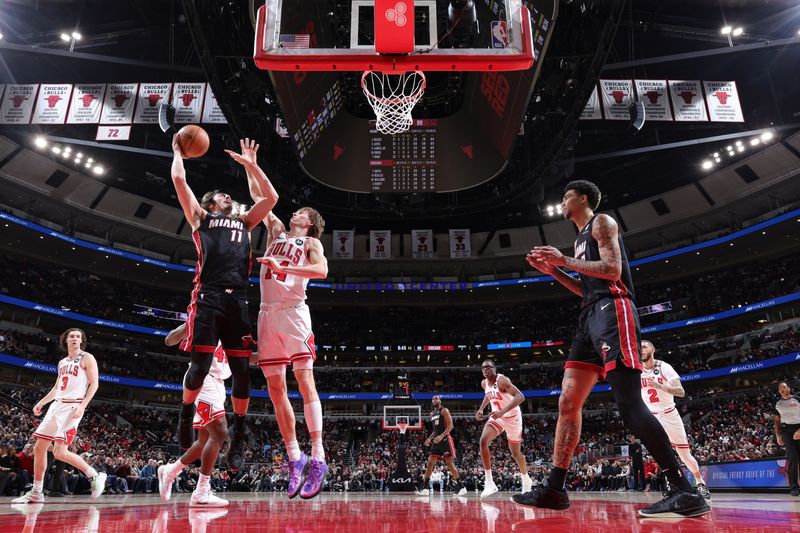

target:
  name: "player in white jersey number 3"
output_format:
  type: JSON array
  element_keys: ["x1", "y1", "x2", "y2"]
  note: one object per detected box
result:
[
  {"x1": 12, "y1": 328, "x2": 107, "y2": 503},
  {"x1": 640, "y1": 340, "x2": 711, "y2": 501},
  {"x1": 233, "y1": 139, "x2": 330, "y2": 499}
]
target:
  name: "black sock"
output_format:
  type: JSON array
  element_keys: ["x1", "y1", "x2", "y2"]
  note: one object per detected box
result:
[
  {"x1": 548, "y1": 467, "x2": 568, "y2": 490},
  {"x1": 233, "y1": 413, "x2": 246, "y2": 433},
  {"x1": 606, "y1": 368, "x2": 692, "y2": 492}
]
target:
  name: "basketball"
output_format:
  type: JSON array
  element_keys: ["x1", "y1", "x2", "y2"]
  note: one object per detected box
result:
[{"x1": 175, "y1": 125, "x2": 209, "y2": 158}]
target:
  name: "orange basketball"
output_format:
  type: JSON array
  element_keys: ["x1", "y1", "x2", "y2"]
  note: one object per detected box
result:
[{"x1": 176, "y1": 125, "x2": 209, "y2": 158}]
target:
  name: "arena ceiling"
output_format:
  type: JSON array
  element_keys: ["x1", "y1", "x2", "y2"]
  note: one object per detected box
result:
[{"x1": 0, "y1": 0, "x2": 799, "y2": 231}]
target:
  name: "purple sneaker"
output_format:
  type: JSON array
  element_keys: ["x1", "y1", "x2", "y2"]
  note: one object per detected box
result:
[
  {"x1": 287, "y1": 453, "x2": 310, "y2": 499},
  {"x1": 300, "y1": 459, "x2": 328, "y2": 499}
]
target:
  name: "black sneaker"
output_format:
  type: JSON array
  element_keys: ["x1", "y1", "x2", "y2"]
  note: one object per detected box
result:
[
  {"x1": 696, "y1": 483, "x2": 711, "y2": 501},
  {"x1": 639, "y1": 488, "x2": 711, "y2": 518},
  {"x1": 178, "y1": 404, "x2": 196, "y2": 449},
  {"x1": 47, "y1": 491, "x2": 64, "y2": 497},
  {"x1": 226, "y1": 428, "x2": 245, "y2": 471},
  {"x1": 511, "y1": 479, "x2": 570, "y2": 510},
  {"x1": 791, "y1": 488, "x2": 799, "y2": 497}
]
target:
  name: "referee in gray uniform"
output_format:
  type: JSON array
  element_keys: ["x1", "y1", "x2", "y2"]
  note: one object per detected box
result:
[{"x1": 773, "y1": 381, "x2": 800, "y2": 496}]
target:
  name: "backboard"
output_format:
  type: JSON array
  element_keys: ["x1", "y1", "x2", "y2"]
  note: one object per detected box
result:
[
  {"x1": 254, "y1": 0, "x2": 533, "y2": 72},
  {"x1": 382, "y1": 405, "x2": 423, "y2": 431}
]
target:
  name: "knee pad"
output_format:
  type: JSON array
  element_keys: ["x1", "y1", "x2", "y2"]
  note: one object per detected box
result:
[
  {"x1": 184, "y1": 355, "x2": 212, "y2": 390},
  {"x1": 228, "y1": 358, "x2": 251, "y2": 399}
]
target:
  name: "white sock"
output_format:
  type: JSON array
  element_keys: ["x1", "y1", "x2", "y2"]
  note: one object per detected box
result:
[
  {"x1": 286, "y1": 440, "x2": 301, "y2": 462},
  {"x1": 86, "y1": 467, "x2": 98, "y2": 479},
  {"x1": 169, "y1": 461, "x2": 187, "y2": 478},
  {"x1": 485, "y1": 470, "x2": 493, "y2": 484},
  {"x1": 310, "y1": 437, "x2": 324, "y2": 461},
  {"x1": 522, "y1": 473, "x2": 531, "y2": 482},
  {"x1": 197, "y1": 474, "x2": 210, "y2": 492},
  {"x1": 33, "y1": 480, "x2": 44, "y2": 494}
]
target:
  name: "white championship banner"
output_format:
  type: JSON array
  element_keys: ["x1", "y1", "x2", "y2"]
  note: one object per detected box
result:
[
  {"x1": 201, "y1": 84, "x2": 227, "y2": 124},
  {"x1": 599, "y1": 79, "x2": 634, "y2": 120},
  {"x1": 668, "y1": 80, "x2": 708, "y2": 122},
  {"x1": 0, "y1": 85, "x2": 5, "y2": 101},
  {"x1": 703, "y1": 81, "x2": 744, "y2": 123},
  {"x1": 332, "y1": 230, "x2": 354, "y2": 260},
  {"x1": 0, "y1": 84, "x2": 38, "y2": 124},
  {"x1": 133, "y1": 83, "x2": 173, "y2": 124},
  {"x1": 634, "y1": 80, "x2": 672, "y2": 121},
  {"x1": 580, "y1": 84, "x2": 602, "y2": 120},
  {"x1": 172, "y1": 82, "x2": 206, "y2": 123},
  {"x1": 100, "y1": 83, "x2": 138, "y2": 124},
  {"x1": 66, "y1": 84, "x2": 106, "y2": 124},
  {"x1": 449, "y1": 229, "x2": 471, "y2": 259},
  {"x1": 31, "y1": 84, "x2": 73, "y2": 124},
  {"x1": 412, "y1": 229, "x2": 433, "y2": 259},
  {"x1": 370, "y1": 230, "x2": 391, "y2": 260}
]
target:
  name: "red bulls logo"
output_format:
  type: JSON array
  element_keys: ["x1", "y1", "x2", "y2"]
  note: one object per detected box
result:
[
  {"x1": 45, "y1": 95, "x2": 62, "y2": 108},
  {"x1": 112, "y1": 94, "x2": 129, "y2": 107},
  {"x1": 644, "y1": 91, "x2": 660, "y2": 104},
  {"x1": 80, "y1": 94, "x2": 96, "y2": 107},
  {"x1": 678, "y1": 91, "x2": 696, "y2": 104},
  {"x1": 179, "y1": 93, "x2": 196, "y2": 106},
  {"x1": 147, "y1": 93, "x2": 163, "y2": 107},
  {"x1": 713, "y1": 91, "x2": 730, "y2": 105},
  {"x1": 11, "y1": 95, "x2": 27, "y2": 108},
  {"x1": 461, "y1": 144, "x2": 474, "y2": 159},
  {"x1": 609, "y1": 90, "x2": 627, "y2": 104}
]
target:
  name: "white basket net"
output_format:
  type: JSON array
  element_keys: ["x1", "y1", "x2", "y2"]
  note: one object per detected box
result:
[{"x1": 361, "y1": 70, "x2": 426, "y2": 135}]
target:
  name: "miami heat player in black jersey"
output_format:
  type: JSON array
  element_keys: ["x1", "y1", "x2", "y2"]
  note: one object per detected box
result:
[
  {"x1": 514, "y1": 180, "x2": 709, "y2": 518},
  {"x1": 171, "y1": 134, "x2": 277, "y2": 470}
]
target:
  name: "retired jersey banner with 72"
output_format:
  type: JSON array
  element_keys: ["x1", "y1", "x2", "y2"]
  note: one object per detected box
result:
[
  {"x1": 31, "y1": 84, "x2": 73, "y2": 124},
  {"x1": 332, "y1": 230, "x2": 354, "y2": 260},
  {"x1": 668, "y1": 80, "x2": 708, "y2": 122},
  {"x1": 370, "y1": 230, "x2": 391, "y2": 260},
  {"x1": 412, "y1": 229, "x2": 434, "y2": 259},
  {"x1": 0, "y1": 84, "x2": 38, "y2": 124},
  {"x1": 599, "y1": 80, "x2": 634, "y2": 120},
  {"x1": 172, "y1": 83, "x2": 206, "y2": 123},
  {"x1": 67, "y1": 84, "x2": 106, "y2": 124},
  {"x1": 134, "y1": 83, "x2": 172, "y2": 123},
  {"x1": 703, "y1": 81, "x2": 744, "y2": 123},
  {"x1": 449, "y1": 229, "x2": 471, "y2": 258},
  {"x1": 100, "y1": 83, "x2": 138, "y2": 124},
  {"x1": 634, "y1": 80, "x2": 672, "y2": 121}
]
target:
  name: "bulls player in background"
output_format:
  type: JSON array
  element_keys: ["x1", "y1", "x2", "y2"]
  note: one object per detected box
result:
[
  {"x1": 230, "y1": 139, "x2": 330, "y2": 499},
  {"x1": 12, "y1": 328, "x2": 107, "y2": 503},
  {"x1": 639, "y1": 340, "x2": 711, "y2": 500},
  {"x1": 172, "y1": 135, "x2": 275, "y2": 470},
  {"x1": 476, "y1": 360, "x2": 532, "y2": 497},
  {"x1": 514, "y1": 180, "x2": 709, "y2": 518}
]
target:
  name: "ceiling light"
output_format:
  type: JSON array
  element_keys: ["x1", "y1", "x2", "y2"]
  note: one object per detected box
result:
[
  {"x1": 87, "y1": 158, "x2": 94, "y2": 163},
  {"x1": 76, "y1": 152, "x2": 83, "y2": 158},
  {"x1": 64, "y1": 147, "x2": 72, "y2": 153},
  {"x1": 701, "y1": 160, "x2": 713, "y2": 170},
  {"x1": 74, "y1": 158, "x2": 81, "y2": 163},
  {"x1": 713, "y1": 152, "x2": 719, "y2": 158},
  {"x1": 52, "y1": 146, "x2": 61, "y2": 154},
  {"x1": 760, "y1": 131, "x2": 773, "y2": 141},
  {"x1": 737, "y1": 145, "x2": 745, "y2": 152},
  {"x1": 34, "y1": 136, "x2": 47, "y2": 148},
  {"x1": 735, "y1": 140, "x2": 743, "y2": 147},
  {"x1": 62, "y1": 151, "x2": 70, "y2": 158},
  {"x1": 0, "y1": 32, "x2": 4, "y2": 40},
  {"x1": 721, "y1": 26, "x2": 732, "y2": 35},
  {"x1": 732, "y1": 27, "x2": 743, "y2": 37},
  {"x1": 60, "y1": 33, "x2": 71, "y2": 42},
  {"x1": 85, "y1": 162, "x2": 92, "y2": 168},
  {"x1": 714, "y1": 157, "x2": 721, "y2": 163},
  {"x1": 92, "y1": 165, "x2": 105, "y2": 175},
  {"x1": 750, "y1": 138, "x2": 760, "y2": 146},
  {"x1": 71, "y1": 31, "x2": 82, "y2": 40},
  {"x1": 725, "y1": 145, "x2": 732, "y2": 151}
]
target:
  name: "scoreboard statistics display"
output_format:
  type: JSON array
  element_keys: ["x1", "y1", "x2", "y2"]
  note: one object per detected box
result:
[{"x1": 369, "y1": 120, "x2": 437, "y2": 192}]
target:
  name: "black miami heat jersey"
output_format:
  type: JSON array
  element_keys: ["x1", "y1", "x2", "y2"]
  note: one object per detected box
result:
[
  {"x1": 573, "y1": 215, "x2": 636, "y2": 308},
  {"x1": 192, "y1": 212, "x2": 252, "y2": 291},
  {"x1": 430, "y1": 408, "x2": 446, "y2": 438}
]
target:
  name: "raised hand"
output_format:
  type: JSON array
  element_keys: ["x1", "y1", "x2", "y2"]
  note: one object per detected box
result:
[{"x1": 225, "y1": 138, "x2": 260, "y2": 167}]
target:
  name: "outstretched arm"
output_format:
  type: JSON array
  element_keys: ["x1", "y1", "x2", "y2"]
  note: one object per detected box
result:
[
  {"x1": 171, "y1": 135, "x2": 205, "y2": 230},
  {"x1": 530, "y1": 214, "x2": 623, "y2": 282},
  {"x1": 259, "y1": 237, "x2": 328, "y2": 279},
  {"x1": 225, "y1": 138, "x2": 279, "y2": 231}
]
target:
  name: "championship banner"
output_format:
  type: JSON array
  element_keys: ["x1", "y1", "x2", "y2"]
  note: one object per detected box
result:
[
  {"x1": 0, "y1": 85, "x2": 4, "y2": 101},
  {"x1": 668, "y1": 80, "x2": 708, "y2": 122},
  {"x1": 66, "y1": 84, "x2": 106, "y2": 124},
  {"x1": 412, "y1": 229, "x2": 433, "y2": 259},
  {"x1": 703, "y1": 81, "x2": 744, "y2": 123},
  {"x1": 580, "y1": 84, "x2": 602, "y2": 120},
  {"x1": 201, "y1": 84, "x2": 227, "y2": 124},
  {"x1": 449, "y1": 229, "x2": 471, "y2": 258},
  {"x1": 0, "y1": 84, "x2": 38, "y2": 124},
  {"x1": 369, "y1": 230, "x2": 391, "y2": 260},
  {"x1": 133, "y1": 83, "x2": 172, "y2": 123},
  {"x1": 599, "y1": 79, "x2": 634, "y2": 120},
  {"x1": 172, "y1": 82, "x2": 206, "y2": 123},
  {"x1": 332, "y1": 230, "x2": 354, "y2": 260},
  {"x1": 31, "y1": 84, "x2": 73, "y2": 124},
  {"x1": 634, "y1": 80, "x2": 672, "y2": 121},
  {"x1": 100, "y1": 83, "x2": 138, "y2": 124}
]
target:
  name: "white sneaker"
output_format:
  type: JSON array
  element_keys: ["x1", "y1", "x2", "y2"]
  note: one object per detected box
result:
[
  {"x1": 158, "y1": 465, "x2": 175, "y2": 502},
  {"x1": 90, "y1": 472, "x2": 107, "y2": 499},
  {"x1": 521, "y1": 477, "x2": 533, "y2": 494},
  {"x1": 457, "y1": 487, "x2": 468, "y2": 496},
  {"x1": 190, "y1": 489, "x2": 229, "y2": 507},
  {"x1": 481, "y1": 481, "x2": 499, "y2": 498},
  {"x1": 12, "y1": 490, "x2": 45, "y2": 504},
  {"x1": 415, "y1": 488, "x2": 430, "y2": 496}
]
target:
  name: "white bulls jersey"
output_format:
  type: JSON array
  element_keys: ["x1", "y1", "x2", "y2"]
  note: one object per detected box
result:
[
  {"x1": 55, "y1": 353, "x2": 89, "y2": 401},
  {"x1": 483, "y1": 375, "x2": 522, "y2": 418},
  {"x1": 207, "y1": 345, "x2": 232, "y2": 381},
  {"x1": 640, "y1": 359, "x2": 681, "y2": 414},
  {"x1": 260, "y1": 232, "x2": 309, "y2": 305}
]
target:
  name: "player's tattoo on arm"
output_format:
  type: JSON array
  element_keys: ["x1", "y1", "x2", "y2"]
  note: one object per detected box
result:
[
  {"x1": 662, "y1": 379, "x2": 685, "y2": 398},
  {"x1": 563, "y1": 215, "x2": 622, "y2": 281},
  {"x1": 551, "y1": 267, "x2": 584, "y2": 298}
]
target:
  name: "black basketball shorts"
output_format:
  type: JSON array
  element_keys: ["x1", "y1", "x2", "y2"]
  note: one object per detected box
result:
[
  {"x1": 179, "y1": 288, "x2": 254, "y2": 357},
  {"x1": 429, "y1": 435, "x2": 456, "y2": 460}
]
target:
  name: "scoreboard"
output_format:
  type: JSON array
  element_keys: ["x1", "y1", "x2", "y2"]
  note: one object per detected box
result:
[
  {"x1": 395, "y1": 375, "x2": 411, "y2": 400},
  {"x1": 369, "y1": 119, "x2": 438, "y2": 192}
]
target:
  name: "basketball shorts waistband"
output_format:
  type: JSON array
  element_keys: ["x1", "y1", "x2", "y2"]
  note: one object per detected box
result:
[{"x1": 260, "y1": 300, "x2": 306, "y2": 311}]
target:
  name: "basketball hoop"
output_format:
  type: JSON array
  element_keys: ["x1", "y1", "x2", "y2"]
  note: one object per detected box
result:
[
  {"x1": 397, "y1": 421, "x2": 409, "y2": 435},
  {"x1": 361, "y1": 70, "x2": 426, "y2": 135}
]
